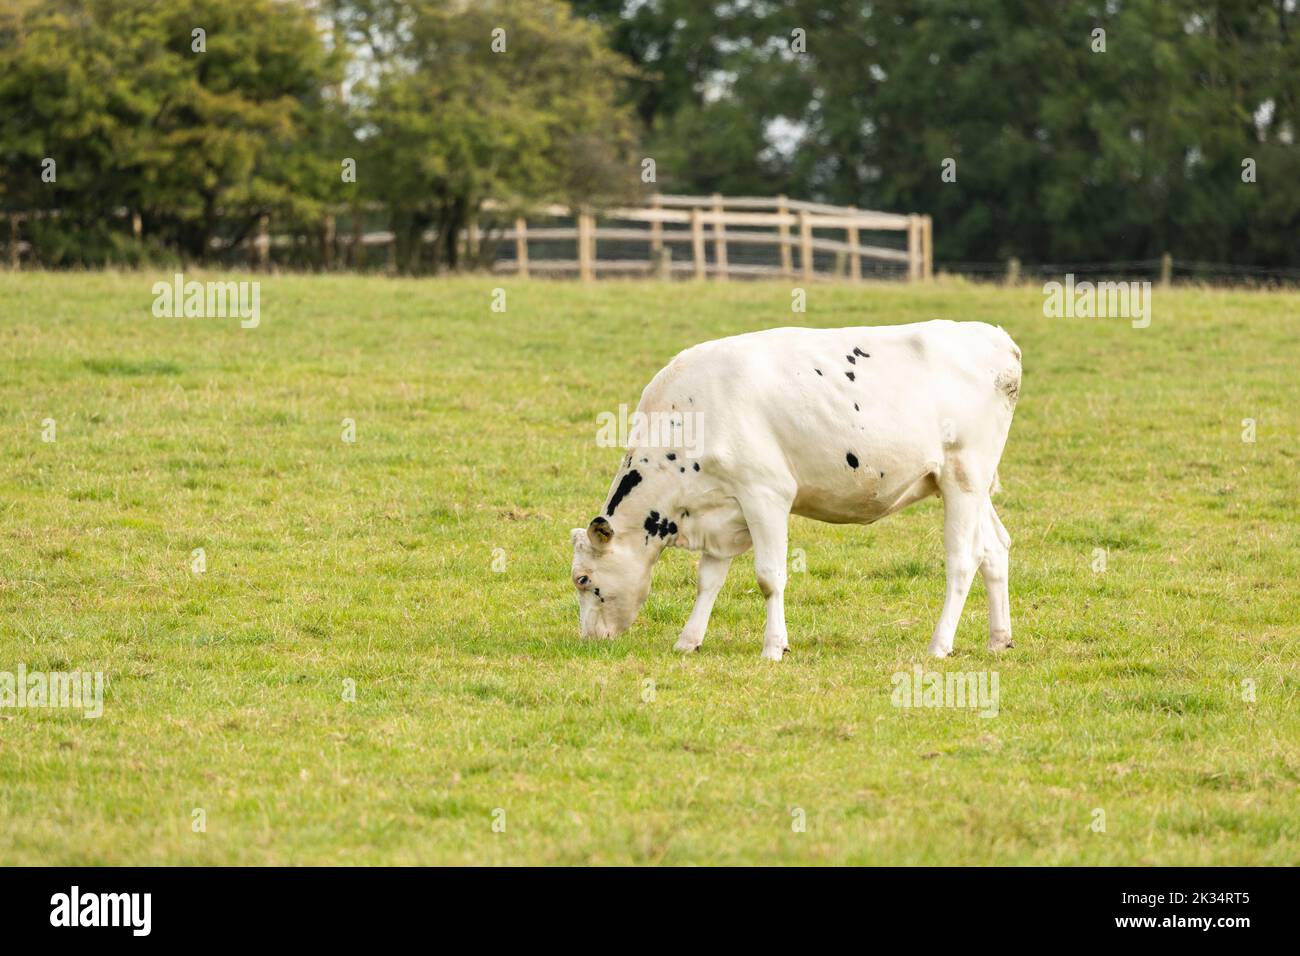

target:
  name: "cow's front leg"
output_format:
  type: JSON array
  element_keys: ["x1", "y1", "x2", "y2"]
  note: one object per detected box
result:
[
  {"x1": 741, "y1": 494, "x2": 792, "y2": 661},
  {"x1": 674, "y1": 553, "x2": 732, "y2": 652}
]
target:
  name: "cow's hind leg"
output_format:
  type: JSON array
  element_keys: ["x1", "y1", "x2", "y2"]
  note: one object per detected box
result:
[
  {"x1": 738, "y1": 491, "x2": 792, "y2": 661},
  {"x1": 980, "y1": 504, "x2": 1013, "y2": 651},
  {"x1": 927, "y1": 478, "x2": 987, "y2": 659},
  {"x1": 675, "y1": 553, "x2": 732, "y2": 652}
]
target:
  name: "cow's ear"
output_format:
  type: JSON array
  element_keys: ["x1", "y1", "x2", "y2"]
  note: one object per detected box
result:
[{"x1": 587, "y1": 516, "x2": 614, "y2": 548}]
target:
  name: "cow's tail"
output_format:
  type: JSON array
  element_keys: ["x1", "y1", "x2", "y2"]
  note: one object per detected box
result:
[
  {"x1": 993, "y1": 326, "x2": 1022, "y2": 409},
  {"x1": 989, "y1": 328, "x2": 1021, "y2": 501}
]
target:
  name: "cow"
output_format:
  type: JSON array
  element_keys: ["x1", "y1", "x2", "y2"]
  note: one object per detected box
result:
[{"x1": 569, "y1": 320, "x2": 1022, "y2": 660}]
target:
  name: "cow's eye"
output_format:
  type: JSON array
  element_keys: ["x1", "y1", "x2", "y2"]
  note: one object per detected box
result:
[{"x1": 575, "y1": 575, "x2": 591, "y2": 588}]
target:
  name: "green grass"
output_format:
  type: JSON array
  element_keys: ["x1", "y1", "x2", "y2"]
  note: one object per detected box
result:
[{"x1": 1, "y1": 270, "x2": 1297, "y2": 865}]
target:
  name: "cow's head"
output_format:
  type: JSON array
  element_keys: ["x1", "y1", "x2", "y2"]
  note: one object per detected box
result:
[{"x1": 569, "y1": 516, "x2": 653, "y2": 639}]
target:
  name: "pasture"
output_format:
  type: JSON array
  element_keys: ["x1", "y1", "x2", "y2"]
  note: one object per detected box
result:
[{"x1": 0, "y1": 271, "x2": 1296, "y2": 865}]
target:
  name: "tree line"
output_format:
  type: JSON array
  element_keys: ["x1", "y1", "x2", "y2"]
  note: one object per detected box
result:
[{"x1": 2, "y1": 0, "x2": 1296, "y2": 272}]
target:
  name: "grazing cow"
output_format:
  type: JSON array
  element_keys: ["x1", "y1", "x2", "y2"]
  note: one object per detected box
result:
[{"x1": 570, "y1": 320, "x2": 1022, "y2": 660}]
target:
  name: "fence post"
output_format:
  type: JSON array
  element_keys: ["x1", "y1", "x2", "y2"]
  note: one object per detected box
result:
[
  {"x1": 1005, "y1": 257, "x2": 1021, "y2": 285},
  {"x1": 323, "y1": 214, "x2": 335, "y2": 271},
  {"x1": 690, "y1": 208, "x2": 705, "y2": 280},
  {"x1": 922, "y1": 215, "x2": 933, "y2": 280},
  {"x1": 8, "y1": 215, "x2": 18, "y2": 269},
  {"x1": 799, "y1": 209, "x2": 813, "y2": 281},
  {"x1": 653, "y1": 246, "x2": 673, "y2": 280},
  {"x1": 711, "y1": 193, "x2": 728, "y2": 280},
  {"x1": 467, "y1": 218, "x2": 481, "y2": 266},
  {"x1": 777, "y1": 195, "x2": 792, "y2": 276},
  {"x1": 515, "y1": 217, "x2": 529, "y2": 278},
  {"x1": 578, "y1": 210, "x2": 594, "y2": 281},
  {"x1": 351, "y1": 208, "x2": 364, "y2": 270},
  {"x1": 650, "y1": 194, "x2": 663, "y2": 255},
  {"x1": 847, "y1": 206, "x2": 861, "y2": 282},
  {"x1": 132, "y1": 211, "x2": 142, "y2": 241},
  {"x1": 1160, "y1": 252, "x2": 1172, "y2": 287},
  {"x1": 906, "y1": 215, "x2": 920, "y2": 282},
  {"x1": 255, "y1": 214, "x2": 270, "y2": 271}
]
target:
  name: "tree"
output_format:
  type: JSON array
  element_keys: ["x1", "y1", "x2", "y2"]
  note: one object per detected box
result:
[
  {"x1": 576, "y1": 0, "x2": 1300, "y2": 268},
  {"x1": 335, "y1": 0, "x2": 639, "y2": 273},
  {"x1": 0, "y1": 0, "x2": 339, "y2": 266},
  {"x1": 570, "y1": 0, "x2": 797, "y2": 194}
]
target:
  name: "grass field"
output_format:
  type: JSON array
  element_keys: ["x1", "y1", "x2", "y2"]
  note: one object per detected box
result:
[{"x1": 0, "y1": 270, "x2": 1297, "y2": 865}]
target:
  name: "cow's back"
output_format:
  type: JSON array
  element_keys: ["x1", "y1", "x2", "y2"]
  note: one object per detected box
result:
[{"x1": 637, "y1": 321, "x2": 1021, "y2": 523}]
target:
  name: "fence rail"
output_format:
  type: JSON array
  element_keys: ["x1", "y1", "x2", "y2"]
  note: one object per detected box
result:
[
  {"x1": 2, "y1": 193, "x2": 931, "y2": 279},
  {"x1": 477, "y1": 194, "x2": 932, "y2": 282},
  {"x1": 8, "y1": 201, "x2": 1299, "y2": 286}
]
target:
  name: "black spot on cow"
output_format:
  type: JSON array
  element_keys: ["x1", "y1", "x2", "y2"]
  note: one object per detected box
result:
[
  {"x1": 679, "y1": 467, "x2": 686, "y2": 473},
  {"x1": 692, "y1": 462, "x2": 700, "y2": 472},
  {"x1": 604, "y1": 469, "x2": 643, "y2": 516},
  {"x1": 846, "y1": 354, "x2": 855, "y2": 365},
  {"x1": 845, "y1": 371, "x2": 855, "y2": 382},
  {"x1": 846, "y1": 452, "x2": 859, "y2": 469},
  {"x1": 814, "y1": 368, "x2": 823, "y2": 376},
  {"x1": 643, "y1": 510, "x2": 678, "y2": 541},
  {"x1": 853, "y1": 347, "x2": 870, "y2": 358},
  {"x1": 666, "y1": 452, "x2": 676, "y2": 461},
  {"x1": 853, "y1": 402, "x2": 859, "y2": 411},
  {"x1": 879, "y1": 471, "x2": 885, "y2": 478},
  {"x1": 640, "y1": 457, "x2": 648, "y2": 464}
]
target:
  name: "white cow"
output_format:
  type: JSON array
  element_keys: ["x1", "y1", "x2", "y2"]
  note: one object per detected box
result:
[{"x1": 570, "y1": 320, "x2": 1022, "y2": 660}]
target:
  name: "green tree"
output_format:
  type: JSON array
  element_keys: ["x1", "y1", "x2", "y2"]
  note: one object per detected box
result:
[
  {"x1": 571, "y1": 0, "x2": 797, "y2": 194},
  {"x1": 335, "y1": 0, "x2": 639, "y2": 273},
  {"x1": 576, "y1": 0, "x2": 1300, "y2": 269},
  {"x1": 0, "y1": 0, "x2": 339, "y2": 266}
]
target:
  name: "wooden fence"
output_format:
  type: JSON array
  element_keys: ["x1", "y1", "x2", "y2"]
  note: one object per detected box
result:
[
  {"x1": 3, "y1": 194, "x2": 933, "y2": 280},
  {"x1": 482, "y1": 194, "x2": 932, "y2": 282}
]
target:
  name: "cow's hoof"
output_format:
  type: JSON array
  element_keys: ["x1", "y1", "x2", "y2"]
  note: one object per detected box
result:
[
  {"x1": 673, "y1": 636, "x2": 702, "y2": 653},
  {"x1": 761, "y1": 646, "x2": 784, "y2": 662},
  {"x1": 927, "y1": 643, "x2": 953, "y2": 659},
  {"x1": 988, "y1": 631, "x2": 1014, "y2": 652}
]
